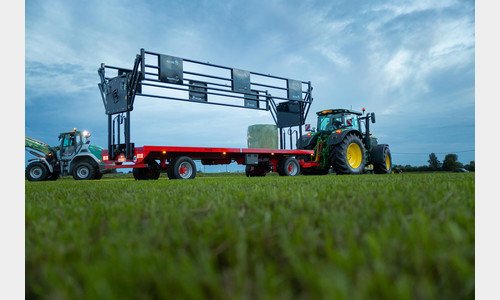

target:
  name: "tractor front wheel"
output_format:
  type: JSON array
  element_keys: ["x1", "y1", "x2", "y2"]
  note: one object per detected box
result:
[
  {"x1": 372, "y1": 145, "x2": 392, "y2": 174},
  {"x1": 26, "y1": 162, "x2": 48, "y2": 181},
  {"x1": 331, "y1": 134, "x2": 366, "y2": 175}
]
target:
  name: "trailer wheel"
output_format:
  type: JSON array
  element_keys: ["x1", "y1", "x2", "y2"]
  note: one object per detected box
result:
[
  {"x1": 302, "y1": 168, "x2": 329, "y2": 175},
  {"x1": 26, "y1": 162, "x2": 48, "y2": 181},
  {"x1": 134, "y1": 161, "x2": 160, "y2": 180},
  {"x1": 169, "y1": 156, "x2": 196, "y2": 179},
  {"x1": 277, "y1": 157, "x2": 300, "y2": 176},
  {"x1": 72, "y1": 161, "x2": 96, "y2": 180},
  {"x1": 245, "y1": 165, "x2": 267, "y2": 177}
]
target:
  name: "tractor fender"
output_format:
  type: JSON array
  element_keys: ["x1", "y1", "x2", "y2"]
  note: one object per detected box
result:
[
  {"x1": 370, "y1": 144, "x2": 390, "y2": 164},
  {"x1": 27, "y1": 157, "x2": 53, "y2": 173},
  {"x1": 69, "y1": 153, "x2": 102, "y2": 174},
  {"x1": 296, "y1": 133, "x2": 319, "y2": 150},
  {"x1": 327, "y1": 129, "x2": 363, "y2": 146}
]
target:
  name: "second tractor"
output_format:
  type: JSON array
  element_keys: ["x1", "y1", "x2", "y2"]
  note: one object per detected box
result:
[{"x1": 298, "y1": 108, "x2": 392, "y2": 175}]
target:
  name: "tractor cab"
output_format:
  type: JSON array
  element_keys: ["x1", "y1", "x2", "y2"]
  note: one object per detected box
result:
[
  {"x1": 316, "y1": 109, "x2": 362, "y2": 133},
  {"x1": 58, "y1": 129, "x2": 91, "y2": 160}
]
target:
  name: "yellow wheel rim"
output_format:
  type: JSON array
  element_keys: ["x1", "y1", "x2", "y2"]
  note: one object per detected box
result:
[
  {"x1": 346, "y1": 143, "x2": 362, "y2": 169},
  {"x1": 385, "y1": 154, "x2": 391, "y2": 170}
]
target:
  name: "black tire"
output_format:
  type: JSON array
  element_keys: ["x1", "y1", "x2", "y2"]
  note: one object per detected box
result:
[
  {"x1": 277, "y1": 157, "x2": 301, "y2": 176},
  {"x1": 166, "y1": 165, "x2": 175, "y2": 179},
  {"x1": 72, "y1": 161, "x2": 96, "y2": 180},
  {"x1": 47, "y1": 171, "x2": 59, "y2": 181},
  {"x1": 133, "y1": 167, "x2": 147, "y2": 180},
  {"x1": 168, "y1": 156, "x2": 196, "y2": 179},
  {"x1": 245, "y1": 165, "x2": 267, "y2": 177},
  {"x1": 133, "y1": 161, "x2": 160, "y2": 180},
  {"x1": 301, "y1": 168, "x2": 329, "y2": 175},
  {"x1": 373, "y1": 145, "x2": 392, "y2": 174},
  {"x1": 26, "y1": 162, "x2": 48, "y2": 181},
  {"x1": 94, "y1": 172, "x2": 103, "y2": 180},
  {"x1": 331, "y1": 134, "x2": 366, "y2": 175}
]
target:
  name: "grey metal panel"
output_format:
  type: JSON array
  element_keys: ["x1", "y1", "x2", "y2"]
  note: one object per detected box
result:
[
  {"x1": 287, "y1": 79, "x2": 302, "y2": 101},
  {"x1": 245, "y1": 154, "x2": 259, "y2": 165},
  {"x1": 188, "y1": 81, "x2": 208, "y2": 102},
  {"x1": 244, "y1": 90, "x2": 259, "y2": 108},
  {"x1": 159, "y1": 55, "x2": 183, "y2": 84},
  {"x1": 276, "y1": 101, "x2": 302, "y2": 127},
  {"x1": 104, "y1": 76, "x2": 129, "y2": 114},
  {"x1": 231, "y1": 68, "x2": 251, "y2": 93}
]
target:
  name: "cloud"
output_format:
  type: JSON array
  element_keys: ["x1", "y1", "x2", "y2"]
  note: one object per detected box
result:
[{"x1": 25, "y1": 0, "x2": 475, "y2": 166}]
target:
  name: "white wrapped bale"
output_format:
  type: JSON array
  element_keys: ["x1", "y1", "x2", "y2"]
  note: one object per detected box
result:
[{"x1": 247, "y1": 124, "x2": 279, "y2": 149}]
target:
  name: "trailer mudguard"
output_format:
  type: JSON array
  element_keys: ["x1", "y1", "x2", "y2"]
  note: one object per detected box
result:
[{"x1": 327, "y1": 129, "x2": 363, "y2": 146}]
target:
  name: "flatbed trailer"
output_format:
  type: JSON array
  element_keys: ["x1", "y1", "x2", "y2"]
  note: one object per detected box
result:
[
  {"x1": 102, "y1": 145, "x2": 319, "y2": 179},
  {"x1": 98, "y1": 48, "x2": 319, "y2": 179}
]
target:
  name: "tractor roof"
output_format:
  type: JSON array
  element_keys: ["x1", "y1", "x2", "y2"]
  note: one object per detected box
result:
[
  {"x1": 316, "y1": 109, "x2": 363, "y2": 116},
  {"x1": 58, "y1": 129, "x2": 82, "y2": 138}
]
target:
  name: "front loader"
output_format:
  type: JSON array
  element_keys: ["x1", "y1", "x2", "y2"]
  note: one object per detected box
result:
[
  {"x1": 298, "y1": 108, "x2": 392, "y2": 175},
  {"x1": 25, "y1": 129, "x2": 107, "y2": 181}
]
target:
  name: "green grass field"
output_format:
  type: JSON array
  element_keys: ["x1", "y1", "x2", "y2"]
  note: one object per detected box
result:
[{"x1": 25, "y1": 173, "x2": 474, "y2": 299}]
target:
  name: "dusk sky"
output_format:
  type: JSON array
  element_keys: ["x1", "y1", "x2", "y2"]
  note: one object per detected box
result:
[{"x1": 25, "y1": 0, "x2": 475, "y2": 169}]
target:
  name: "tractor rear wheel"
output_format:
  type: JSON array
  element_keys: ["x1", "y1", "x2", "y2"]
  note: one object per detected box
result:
[
  {"x1": 331, "y1": 134, "x2": 366, "y2": 175},
  {"x1": 168, "y1": 156, "x2": 196, "y2": 179},
  {"x1": 26, "y1": 162, "x2": 48, "y2": 181},
  {"x1": 373, "y1": 145, "x2": 392, "y2": 174},
  {"x1": 72, "y1": 161, "x2": 96, "y2": 180},
  {"x1": 277, "y1": 157, "x2": 301, "y2": 176}
]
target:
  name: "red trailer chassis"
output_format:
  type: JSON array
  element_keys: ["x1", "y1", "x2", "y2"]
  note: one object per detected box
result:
[{"x1": 102, "y1": 145, "x2": 321, "y2": 179}]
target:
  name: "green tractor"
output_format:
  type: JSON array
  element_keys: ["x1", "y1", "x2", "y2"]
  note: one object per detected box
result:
[
  {"x1": 25, "y1": 129, "x2": 107, "y2": 181},
  {"x1": 298, "y1": 108, "x2": 392, "y2": 175}
]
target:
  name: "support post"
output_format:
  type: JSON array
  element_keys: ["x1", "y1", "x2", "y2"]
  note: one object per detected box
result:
[
  {"x1": 125, "y1": 111, "x2": 131, "y2": 159},
  {"x1": 108, "y1": 114, "x2": 113, "y2": 160}
]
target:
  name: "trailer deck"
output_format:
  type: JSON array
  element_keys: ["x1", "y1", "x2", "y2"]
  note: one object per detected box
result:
[{"x1": 102, "y1": 145, "x2": 319, "y2": 178}]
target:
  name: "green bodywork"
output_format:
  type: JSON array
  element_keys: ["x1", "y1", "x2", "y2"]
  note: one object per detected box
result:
[
  {"x1": 313, "y1": 134, "x2": 331, "y2": 169},
  {"x1": 88, "y1": 144, "x2": 103, "y2": 160},
  {"x1": 25, "y1": 136, "x2": 57, "y2": 156}
]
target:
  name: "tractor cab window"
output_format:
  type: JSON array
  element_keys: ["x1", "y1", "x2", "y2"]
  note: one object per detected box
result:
[
  {"x1": 317, "y1": 114, "x2": 344, "y2": 131},
  {"x1": 61, "y1": 133, "x2": 78, "y2": 157},
  {"x1": 344, "y1": 115, "x2": 359, "y2": 130}
]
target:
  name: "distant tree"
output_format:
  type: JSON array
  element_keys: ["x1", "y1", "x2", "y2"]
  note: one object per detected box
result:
[
  {"x1": 442, "y1": 154, "x2": 461, "y2": 171},
  {"x1": 428, "y1": 153, "x2": 442, "y2": 171},
  {"x1": 464, "y1": 160, "x2": 475, "y2": 172}
]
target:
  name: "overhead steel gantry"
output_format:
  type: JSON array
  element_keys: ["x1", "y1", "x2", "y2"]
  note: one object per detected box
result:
[{"x1": 98, "y1": 48, "x2": 313, "y2": 160}]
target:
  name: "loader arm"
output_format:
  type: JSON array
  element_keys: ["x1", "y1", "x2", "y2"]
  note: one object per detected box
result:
[{"x1": 25, "y1": 136, "x2": 57, "y2": 157}]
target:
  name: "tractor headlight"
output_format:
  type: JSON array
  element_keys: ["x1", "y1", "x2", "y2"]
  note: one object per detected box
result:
[{"x1": 82, "y1": 130, "x2": 91, "y2": 138}]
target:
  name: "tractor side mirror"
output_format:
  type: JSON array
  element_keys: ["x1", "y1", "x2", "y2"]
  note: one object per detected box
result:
[{"x1": 371, "y1": 113, "x2": 376, "y2": 123}]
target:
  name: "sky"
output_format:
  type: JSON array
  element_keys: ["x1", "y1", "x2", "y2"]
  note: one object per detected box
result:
[{"x1": 25, "y1": 0, "x2": 475, "y2": 169}]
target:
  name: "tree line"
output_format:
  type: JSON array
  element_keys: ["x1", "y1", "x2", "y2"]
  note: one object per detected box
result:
[{"x1": 393, "y1": 153, "x2": 474, "y2": 173}]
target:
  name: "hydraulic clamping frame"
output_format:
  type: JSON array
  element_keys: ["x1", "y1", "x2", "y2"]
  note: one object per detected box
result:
[{"x1": 98, "y1": 48, "x2": 313, "y2": 160}]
